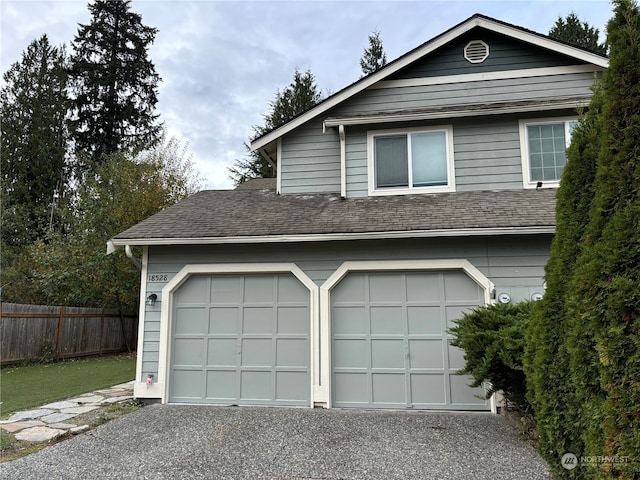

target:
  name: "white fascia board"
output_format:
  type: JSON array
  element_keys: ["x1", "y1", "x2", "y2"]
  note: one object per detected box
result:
[
  {"x1": 477, "y1": 17, "x2": 609, "y2": 68},
  {"x1": 324, "y1": 99, "x2": 590, "y2": 128},
  {"x1": 109, "y1": 225, "x2": 556, "y2": 249},
  {"x1": 250, "y1": 16, "x2": 607, "y2": 153}
]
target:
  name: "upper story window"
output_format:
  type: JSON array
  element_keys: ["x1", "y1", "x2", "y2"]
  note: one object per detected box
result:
[
  {"x1": 519, "y1": 117, "x2": 578, "y2": 188},
  {"x1": 367, "y1": 126, "x2": 455, "y2": 196}
]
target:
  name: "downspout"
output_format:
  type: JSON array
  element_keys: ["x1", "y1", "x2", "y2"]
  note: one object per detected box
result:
[
  {"x1": 339, "y1": 124, "x2": 346, "y2": 198},
  {"x1": 125, "y1": 245, "x2": 142, "y2": 271}
]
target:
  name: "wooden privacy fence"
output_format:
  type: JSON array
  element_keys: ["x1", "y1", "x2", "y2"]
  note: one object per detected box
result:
[{"x1": 0, "y1": 303, "x2": 138, "y2": 365}]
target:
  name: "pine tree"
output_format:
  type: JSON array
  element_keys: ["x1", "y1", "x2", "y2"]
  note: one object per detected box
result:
[
  {"x1": 1, "y1": 34, "x2": 69, "y2": 250},
  {"x1": 69, "y1": 0, "x2": 162, "y2": 168},
  {"x1": 229, "y1": 69, "x2": 322, "y2": 185},
  {"x1": 549, "y1": 12, "x2": 608, "y2": 55},
  {"x1": 360, "y1": 30, "x2": 387, "y2": 77}
]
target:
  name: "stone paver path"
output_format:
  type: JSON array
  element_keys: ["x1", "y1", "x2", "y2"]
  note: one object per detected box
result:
[{"x1": 0, "y1": 381, "x2": 133, "y2": 443}]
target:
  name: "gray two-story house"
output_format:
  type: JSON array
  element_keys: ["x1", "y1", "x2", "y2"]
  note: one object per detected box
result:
[{"x1": 108, "y1": 14, "x2": 608, "y2": 412}]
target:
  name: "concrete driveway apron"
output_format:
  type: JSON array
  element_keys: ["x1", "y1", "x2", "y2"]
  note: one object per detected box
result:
[{"x1": 1, "y1": 404, "x2": 550, "y2": 479}]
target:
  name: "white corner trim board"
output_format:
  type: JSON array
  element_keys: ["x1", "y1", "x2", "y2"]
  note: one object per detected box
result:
[
  {"x1": 155, "y1": 263, "x2": 319, "y2": 405},
  {"x1": 318, "y1": 259, "x2": 496, "y2": 410}
]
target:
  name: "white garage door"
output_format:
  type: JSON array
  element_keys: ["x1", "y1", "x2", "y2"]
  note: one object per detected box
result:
[
  {"x1": 169, "y1": 273, "x2": 310, "y2": 406},
  {"x1": 331, "y1": 270, "x2": 489, "y2": 410}
]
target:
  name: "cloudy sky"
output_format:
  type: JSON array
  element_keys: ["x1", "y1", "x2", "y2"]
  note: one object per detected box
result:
[{"x1": 1, "y1": 0, "x2": 613, "y2": 190}]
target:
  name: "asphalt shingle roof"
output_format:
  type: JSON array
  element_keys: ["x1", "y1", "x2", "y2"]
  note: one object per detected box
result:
[{"x1": 112, "y1": 188, "x2": 556, "y2": 244}]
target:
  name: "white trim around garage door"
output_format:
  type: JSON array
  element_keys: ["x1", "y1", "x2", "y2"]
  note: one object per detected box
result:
[
  {"x1": 156, "y1": 263, "x2": 319, "y2": 405},
  {"x1": 318, "y1": 260, "x2": 495, "y2": 410}
]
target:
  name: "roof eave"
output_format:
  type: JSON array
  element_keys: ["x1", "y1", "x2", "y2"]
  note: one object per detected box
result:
[{"x1": 108, "y1": 225, "x2": 556, "y2": 251}]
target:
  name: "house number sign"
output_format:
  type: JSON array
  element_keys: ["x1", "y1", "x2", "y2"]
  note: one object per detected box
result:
[{"x1": 147, "y1": 273, "x2": 169, "y2": 282}]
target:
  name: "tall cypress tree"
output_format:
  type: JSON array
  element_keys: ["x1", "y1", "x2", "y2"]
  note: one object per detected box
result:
[
  {"x1": 566, "y1": 1, "x2": 640, "y2": 475},
  {"x1": 524, "y1": 87, "x2": 604, "y2": 479},
  {"x1": 69, "y1": 0, "x2": 162, "y2": 168},
  {"x1": 1, "y1": 34, "x2": 69, "y2": 249}
]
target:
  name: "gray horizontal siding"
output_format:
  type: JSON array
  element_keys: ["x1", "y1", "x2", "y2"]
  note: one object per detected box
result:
[
  {"x1": 339, "y1": 73, "x2": 595, "y2": 115},
  {"x1": 390, "y1": 30, "x2": 583, "y2": 79},
  {"x1": 344, "y1": 117, "x2": 530, "y2": 197},
  {"x1": 139, "y1": 236, "x2": 550, "y2": 379},
  {"x1": 281, "y1": 120, "x2": 340, "y2": 194}
]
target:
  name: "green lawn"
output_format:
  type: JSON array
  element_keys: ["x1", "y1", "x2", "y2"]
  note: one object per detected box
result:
[{"x1": 0, "y1": 355, "x2": 136, "y2": 417}]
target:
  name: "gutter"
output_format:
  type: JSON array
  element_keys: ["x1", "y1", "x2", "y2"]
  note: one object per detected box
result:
[
  {"x1": 108, "y1": 225, "x2": 556, "y2": 249},
  {"x1": 107, "y1": 241, "x2": 142, "y2": 271}
]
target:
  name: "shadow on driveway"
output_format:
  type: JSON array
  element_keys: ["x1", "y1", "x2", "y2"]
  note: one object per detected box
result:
[{"x1": 2, "y1": 404, "x2": 550, "y2": 479}]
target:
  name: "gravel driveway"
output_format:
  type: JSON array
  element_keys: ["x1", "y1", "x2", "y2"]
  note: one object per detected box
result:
[{"x1": 2, "y1": 404, "x2": 550, "y2": 479}]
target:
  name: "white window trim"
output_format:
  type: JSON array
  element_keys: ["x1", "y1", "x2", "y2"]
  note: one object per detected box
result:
[
  {"x1": 367, "y1": 125, "x2": 456, "y2": 196},
  {"x1": 519, "y1": 116, "x2": 578, "y2": 189}
]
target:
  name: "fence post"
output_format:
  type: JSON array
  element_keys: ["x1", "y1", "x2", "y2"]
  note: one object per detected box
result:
[
  {"x1": 56, "y1": 306, "x2": 64, "y2": 358},
  {"x1": 100, "y1": 308, "x2": 105, "y2": 355}
]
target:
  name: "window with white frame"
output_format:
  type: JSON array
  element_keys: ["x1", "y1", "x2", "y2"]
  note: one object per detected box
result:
[
  {"x1": 368, "y1": 126, "x2": 455, "y2": 195},
  {"x1": 520, "y1": 118, "x2": 578, "y2": 188}
]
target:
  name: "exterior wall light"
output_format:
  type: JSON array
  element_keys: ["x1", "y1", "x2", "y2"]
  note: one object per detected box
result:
[
  {"x1": 146, "y1": 293, "x2": 158, "y2": 306},
  {"x1": 531, "y1": 292, "x2": 544, "y2": 301}
]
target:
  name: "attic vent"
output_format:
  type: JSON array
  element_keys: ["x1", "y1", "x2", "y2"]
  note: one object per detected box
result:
[{"x1": 464, "y1": 40, "x2": 489, "y2": 63}]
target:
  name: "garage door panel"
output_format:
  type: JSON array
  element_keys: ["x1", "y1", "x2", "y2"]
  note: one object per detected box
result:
[
  {"x1": 209, "y1": 307, "x2": 239, "y2": 334},
  {"x1": 408, "y1": 339, "x2": 444, "y2": 369},
  {"x1": 206, "y1": 371, "x2": 236, "y2": 400},
  {"x1": 334, "y1": 373, "x2": 368, "y2": 404},
  {"x1": 207, "y1": 338, "x2": 237, "y2": 366},
  {"x1": 276, "y1": 338, "x2": 308, "y2": 367},
  {"x1": 171, "y1": 369, "x2": 202, "y2": 399},
  {"x1": 210, "y1": 277, "x2": 242, "y2": 303},
  {"x1": 370, "y1": 306, "x2": 404, "y2": 334},
  {"x1": 406, "y1": 272, "x2": 442, "y2": 302},
  {"x1": 175, "y1": 307, "x2": 207, "y2": 335},
  {"x1": 241, "y1": 338, "x2": 272, "y2": 366},
  {"x1": 173, "y1": 338, "x2": 204, "y2": 365},
  {"x1": 277, "y1": 276, "x2": 309, "y2": 301},
  {"x1": 333, "y1": 307, "x2": 366, "y2": 334},
  {"x1": 407, "y1": 306, "x2": 442, "y2": 334},
  {"x1": 450, "y1": 375, "x2": 486, "y2": 406},
  {"x1": 447, "y1": 341, "x2": 467, "y2": 370},
  {"x1": 332, "y1": 274, "x2": 365, "y2": 303},
  {"x1": 334, "y1": 339, "x2": 367, "y2": 368},
  {"x1": 176, "y1": 276, "x2": 209, "y2": 303},
  {"x1": 243, "y1": 307, "x2": 274, "y2": 334},
  {"x1": 170, "y1": 273, "x2": 310, "y2": 406},
  {"x1": 243, "y1": 276, "x2": 275, "y2": 303},
  {"x1": 332, "y1": 270, "x2": 489, "y2": 411},
  {"x1": 276, "y1": 306, "x2": 308, "y2": 334},
  {"x1": 410, "y1": 374, "x2": 446, "y2": 405},
  {"x1": 241, "y1": 371, "x2": 271, "y2": 400},
  {"x1": 369, "y1": 273, "x2": 403, "y2": 302},
  {"x1": 444, "y1": 271, "x2": 483, "y2": 302},
  {"x1": 276, "y1": 372, "x2": 308, "y2": 401},
  {"x1": 371, "y1": 339, "x2": 405, "y2": 368},
  {"x1": 372, "y1": 373, "x2": 405, "y2": 404}
]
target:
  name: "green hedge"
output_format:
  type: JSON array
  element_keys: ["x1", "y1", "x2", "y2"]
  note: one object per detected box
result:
[{"x1": 449, "y1": 301, "x2": 532, "y2": 411}]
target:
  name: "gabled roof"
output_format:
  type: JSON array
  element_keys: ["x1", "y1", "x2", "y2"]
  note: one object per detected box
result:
[
  {"x1": 250, "y1": 13, "x2": 608, "y2": 153},
  {"x1": 108, "y1": 188, "x2": 556, "y2": 250}
]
